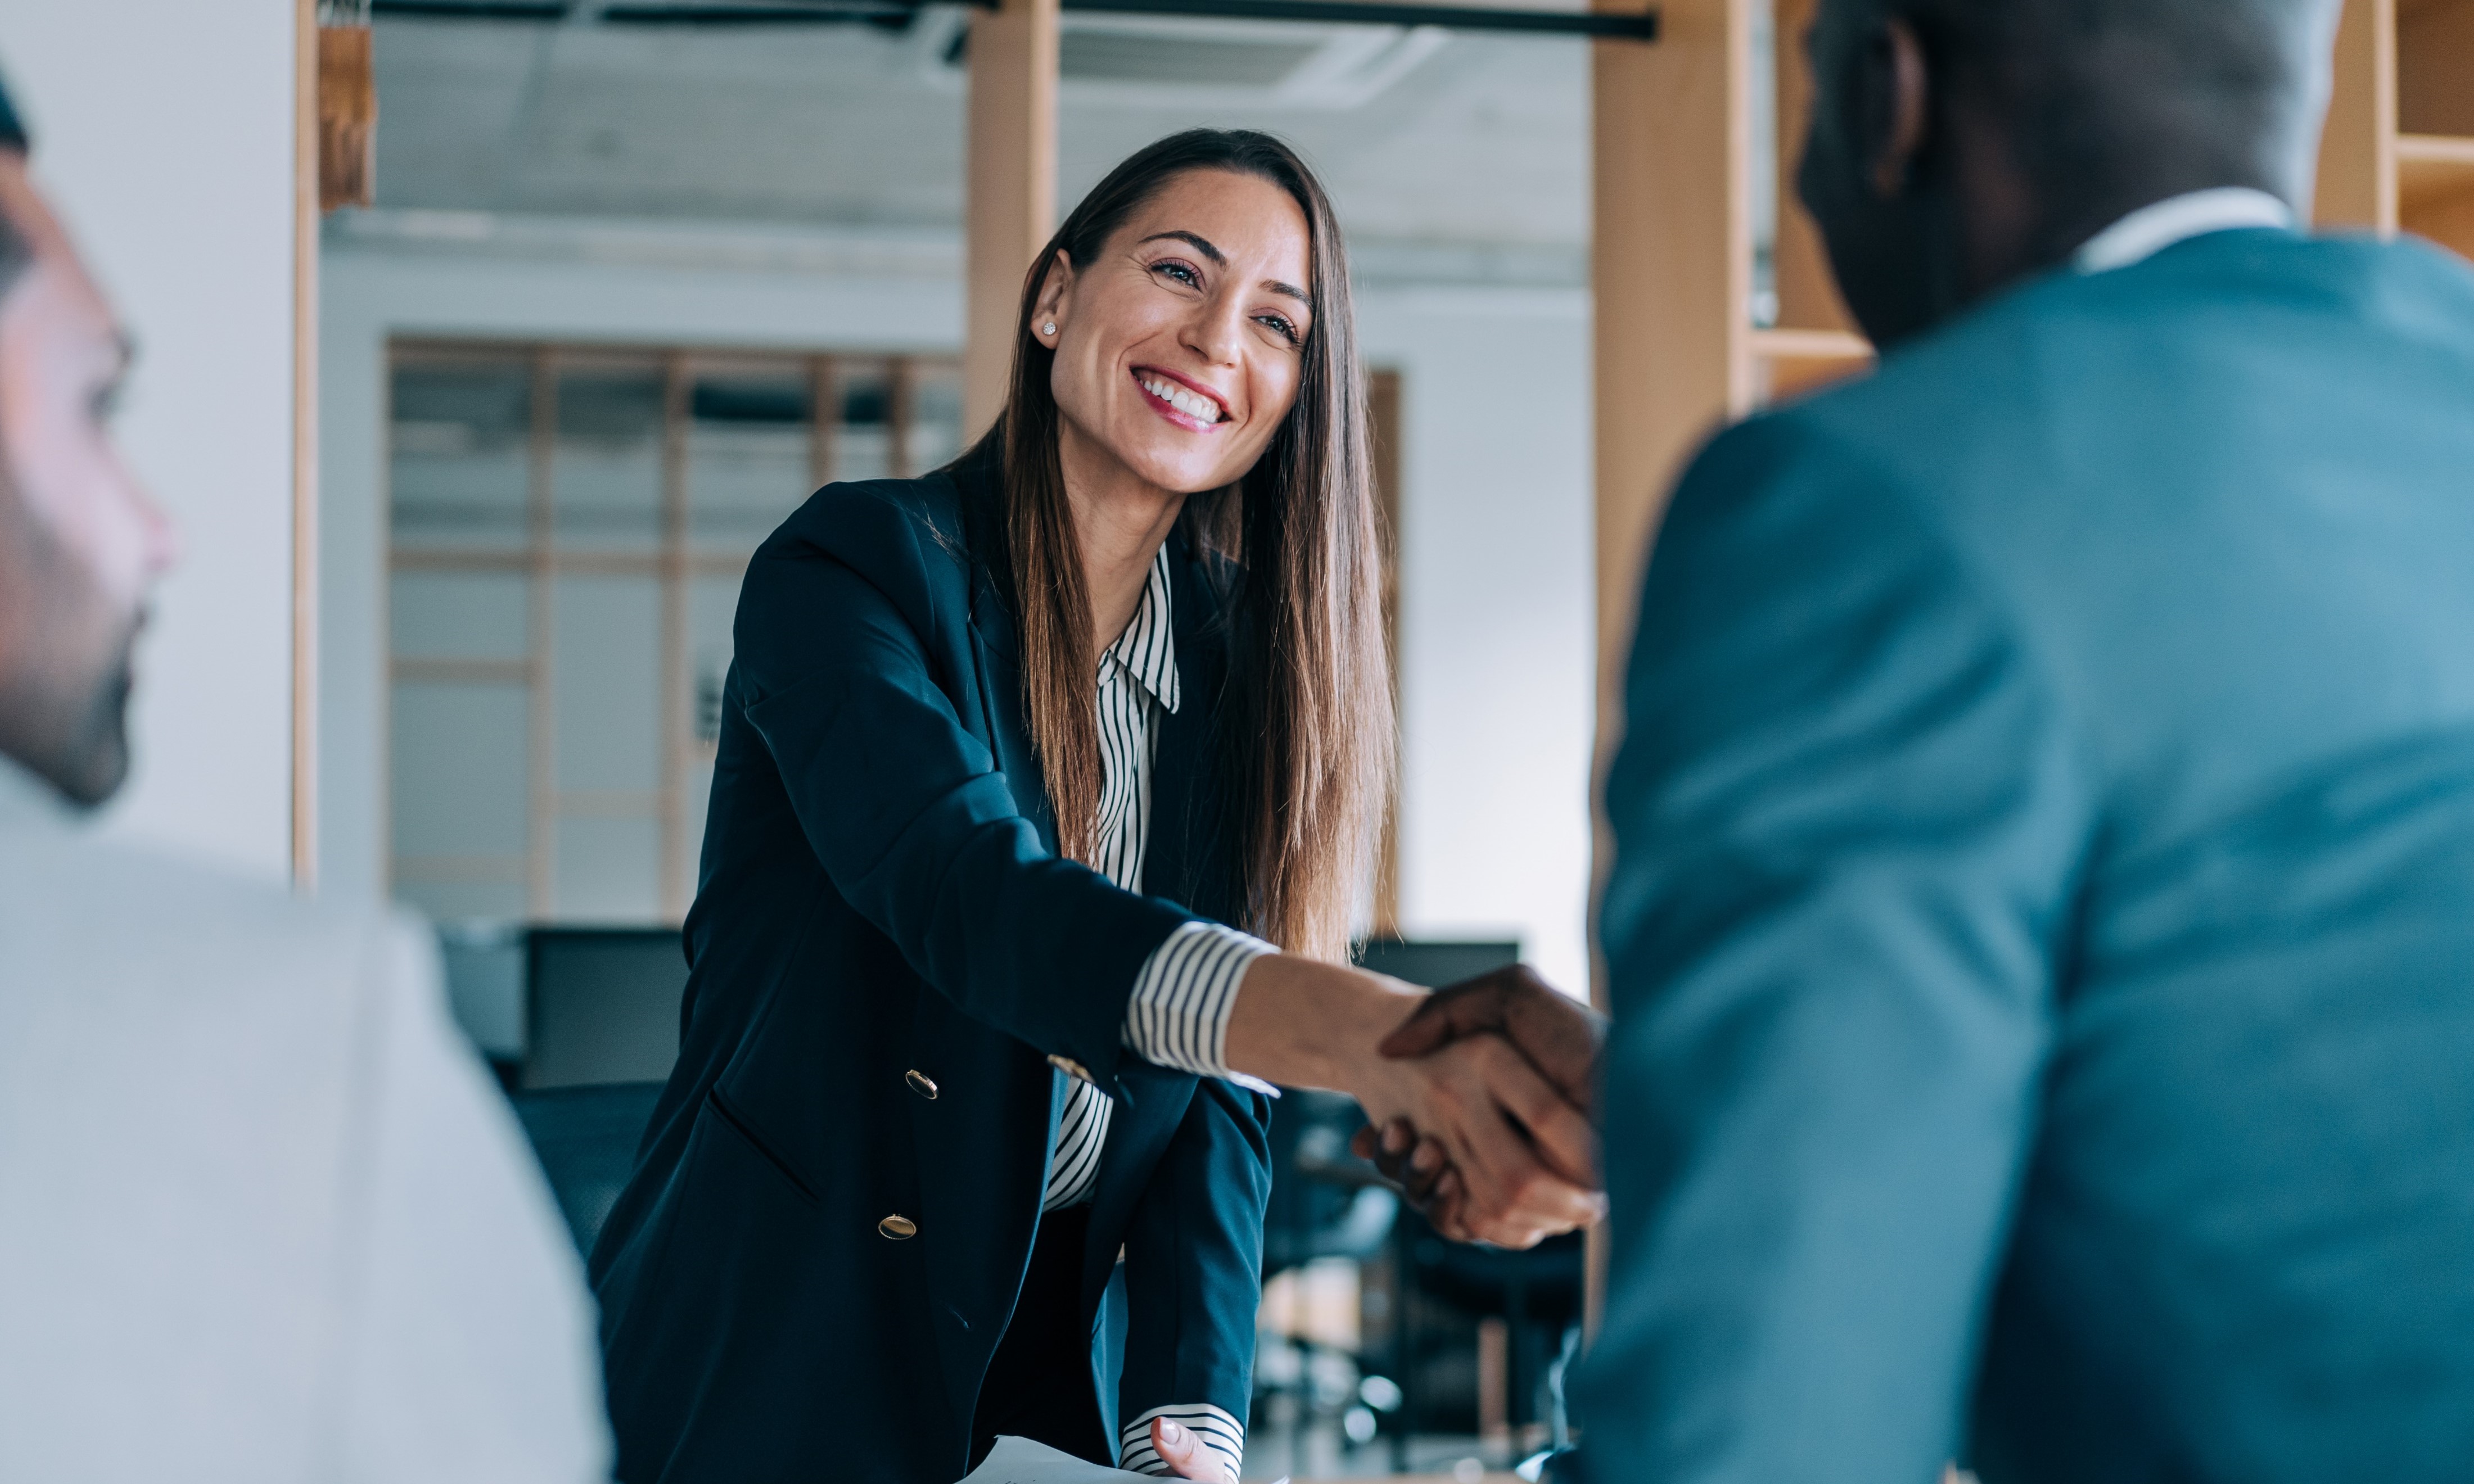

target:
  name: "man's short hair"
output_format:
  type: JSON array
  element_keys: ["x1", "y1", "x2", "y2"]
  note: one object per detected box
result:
[{"x1": 1895, "y1": 0, "x2": 2339, "y2": 189}]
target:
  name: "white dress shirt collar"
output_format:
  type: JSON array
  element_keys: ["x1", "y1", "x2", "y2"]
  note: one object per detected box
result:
[{"x1": 2075, "y1": 186, "x2": 2297, "y2": 275}]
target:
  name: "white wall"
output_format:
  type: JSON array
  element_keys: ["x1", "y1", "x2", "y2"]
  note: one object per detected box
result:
[
  {"x1": 322, "y1": 239, "x2": 1593, "y2": 989},
  {"x1": 0, "y1": 2, "x2": 301, "y2": 879},
  {"x1": 1364, "y1": 289, "x2": 1594, "y2": 996}
]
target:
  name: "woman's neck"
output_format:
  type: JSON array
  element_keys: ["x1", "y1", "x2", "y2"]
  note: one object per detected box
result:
[{"x1": 1059, "y1": 423, "x2": 1188, "y2": 649}]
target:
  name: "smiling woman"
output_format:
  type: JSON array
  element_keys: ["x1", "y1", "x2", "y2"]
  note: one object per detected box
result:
[
  {"x1": 999, "y1": 132, "x2": 1385, "y2": 960},
  {"x1": 588, "y1": 128, "x2": 1596, "y2": 1484}
]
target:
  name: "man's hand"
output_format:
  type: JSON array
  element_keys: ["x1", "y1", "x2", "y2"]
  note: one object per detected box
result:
[
  {"x1": 1349, "y1": 965, "x2": 1608, "y2": 1241},
  {"x1": 1376, "y1": 964, "x2": 1608, "y2": 1113}
]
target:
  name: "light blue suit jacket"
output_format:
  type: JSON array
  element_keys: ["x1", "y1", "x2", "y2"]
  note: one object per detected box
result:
[{"x1": 1573, "y1": 229, "x2": 2474, "y2": 1482}]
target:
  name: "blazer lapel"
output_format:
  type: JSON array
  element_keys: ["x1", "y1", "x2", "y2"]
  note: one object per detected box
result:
[{"x1": 967, "y1": 565, "x2": 1060, "y2": 858}]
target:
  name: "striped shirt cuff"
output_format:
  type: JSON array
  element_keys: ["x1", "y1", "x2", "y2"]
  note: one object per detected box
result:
[
  {"x1": 1123, "y1": 921, "x2": 1279, "y2": 1094},
  {"x1": 1119, "y1": 1402, "x2": 1244, "y2": 1482}
]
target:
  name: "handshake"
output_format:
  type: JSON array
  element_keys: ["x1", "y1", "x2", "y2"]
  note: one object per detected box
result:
[
  {"x1": 1228, "y1": 957, "x2": 1609, "y2": 1249},
  {"x1": 1353, "y1": 965, "x2": 1610, "y2": 1247}
]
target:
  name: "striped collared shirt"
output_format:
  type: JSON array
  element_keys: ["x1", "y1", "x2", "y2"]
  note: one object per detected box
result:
[{"x1": 1042, "y1": 541, "x2": 1271, "y2": 1483}]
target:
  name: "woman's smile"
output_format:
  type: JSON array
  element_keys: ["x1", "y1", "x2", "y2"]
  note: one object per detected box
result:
[{"x1": 1132, "y1": 365, "x2": 1230, "y2": 433}]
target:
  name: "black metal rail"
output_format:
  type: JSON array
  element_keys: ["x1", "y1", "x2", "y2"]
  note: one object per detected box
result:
[{"x1": 369, "y1": 0, "x2": 1659, "y2": 41}]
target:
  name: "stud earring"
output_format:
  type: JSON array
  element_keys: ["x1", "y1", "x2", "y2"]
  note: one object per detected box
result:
[{"x1": 1042, "y1": 321, "x2": 1057, "y2": 337}]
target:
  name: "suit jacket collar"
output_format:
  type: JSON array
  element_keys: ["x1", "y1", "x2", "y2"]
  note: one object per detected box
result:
[{"x1": 0, "y1": 753, "x2": 76, "y2": 829}]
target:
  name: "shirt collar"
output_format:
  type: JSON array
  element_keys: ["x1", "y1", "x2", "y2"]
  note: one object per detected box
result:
[
  {"x1": 2075, "y1": 187, "x2": 2297, "y2": 275},
  {"x1": 0, "y1": 749, "x2": 77, "y2": 827},
  {"x1": 1101, "y1": 542, "x2": 1181, "y2": 714}
]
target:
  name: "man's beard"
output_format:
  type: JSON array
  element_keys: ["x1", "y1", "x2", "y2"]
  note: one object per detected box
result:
[
  {"x1": 47, "y1": 616, "x2": 138, "y2": 807},
  {"x1": 0, "y1": 499, "x2": 145, "y2": 808}
]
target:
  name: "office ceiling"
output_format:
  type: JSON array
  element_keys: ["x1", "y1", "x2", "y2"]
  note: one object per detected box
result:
[{"x1": 363, "y1": 7, "x2": 1591, "y2": 264}]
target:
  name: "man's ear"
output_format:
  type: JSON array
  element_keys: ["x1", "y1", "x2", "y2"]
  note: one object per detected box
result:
[{"x1": 1867, "y1": 16, "x2": 1932, "y2": 200}]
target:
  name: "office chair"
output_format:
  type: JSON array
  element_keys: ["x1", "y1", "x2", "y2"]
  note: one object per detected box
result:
[
  {"x1": 1348, "y1": 938, "x2": 1527, "y2": 1471},
  {"x1": 509, "y1": 1080, "x2": 665, "y2": 1256},
  {"x1": 523, "y1": 926, "x2": 688, "y2": 1090}
]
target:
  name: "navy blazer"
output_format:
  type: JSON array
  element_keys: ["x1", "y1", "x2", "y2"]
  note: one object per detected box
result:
[
  {"x1": 1574, "y1": 230, "x2": 2474, "y2": 1482},
  {"x1": 588, "y1": 450, "x2": 1273, "y2": 1484}
]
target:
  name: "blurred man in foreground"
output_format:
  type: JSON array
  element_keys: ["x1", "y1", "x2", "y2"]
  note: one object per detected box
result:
[
  {"x1": 1569, "y1": 0, "x2": 2474, "y2": 1477},
  {"x1": 0, "y1": 79, "x2": 611, "y2": 1481},
  {"x1": 1384, "y1": 0, "x2": 2474, "y2": 1477}
]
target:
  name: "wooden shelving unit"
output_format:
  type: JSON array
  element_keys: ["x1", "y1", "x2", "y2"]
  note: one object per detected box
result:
[{"x1": 2322, "y1": 0, "x2": 2474, "y2": 256}]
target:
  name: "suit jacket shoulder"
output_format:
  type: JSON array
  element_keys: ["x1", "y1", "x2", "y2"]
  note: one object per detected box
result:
[
  {"x1": 742, "y1": 468, "x2": 978, "y2": 680},
  {"x1": 0, "y1": 770, "x2": 607, "y2": 1481}
]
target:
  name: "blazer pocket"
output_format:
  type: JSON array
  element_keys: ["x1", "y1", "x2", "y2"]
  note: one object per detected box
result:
[{"x1": 705, "y1": 1086, "x2": 821, "y2": 1204}]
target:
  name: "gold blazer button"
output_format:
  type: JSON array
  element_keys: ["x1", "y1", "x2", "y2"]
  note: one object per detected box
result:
[
  {"x1": 1047, "y1": 1053, "x2": 1094, "y2": 1084},
  {"x1": 905, "y1": 1069, "x2": 938, "y2": 1100},
  {"x1": 878, "y1": 1214, "x2": 918, "y2": 1241}
]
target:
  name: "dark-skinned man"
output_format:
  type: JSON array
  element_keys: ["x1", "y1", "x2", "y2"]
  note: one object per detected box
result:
[
  {"x1": 1380, "y1": 0, "x2": 2474, "y2": 1478},
  {"x1": 0, "y1": 74, "x2": 610, "y2": 1480}
]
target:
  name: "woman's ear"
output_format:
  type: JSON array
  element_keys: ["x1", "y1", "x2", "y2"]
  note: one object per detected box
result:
[
  {"x1": 1866, "y1": 16, "x2": 1932, "y2": 200},
  {"x1": 1032, "y1": 249, "x2": 1075, "y2": 345}
]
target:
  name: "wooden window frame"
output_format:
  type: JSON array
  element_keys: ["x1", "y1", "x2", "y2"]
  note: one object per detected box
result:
[{"x1": 385, "y1": 338, "x2": 956, "y2": 924}]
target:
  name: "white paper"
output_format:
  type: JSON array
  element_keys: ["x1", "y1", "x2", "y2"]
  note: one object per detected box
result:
[
  {"x1": 959, "y1": 1436, "x2": 1154, "y2": 1483},
  {"x1": 958, "y1": 1432, "x2": 1289, "y2": 1484}
]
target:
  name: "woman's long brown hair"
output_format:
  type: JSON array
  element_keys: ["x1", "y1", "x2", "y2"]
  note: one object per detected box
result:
[{"x1": 964, "y1": 129, "x2": 1392, "y2": 963}]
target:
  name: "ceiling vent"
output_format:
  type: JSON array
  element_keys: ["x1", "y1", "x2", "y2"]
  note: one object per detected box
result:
[
  {"x1": 1062, "y1": 29, "x2": 1322, "y2": 87},
  {"x1": 926, "y1": 10, "x2": 1446, "y2": 110}
]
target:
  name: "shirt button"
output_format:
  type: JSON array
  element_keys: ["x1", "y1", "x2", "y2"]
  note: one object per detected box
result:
[
  {"x1": 905, "y1": 1069, "x2": 939, "y2": 1100},
  {"x1": 1048, "y1": 1054, "x2": 1094, "y2": 1084},
  {"x1": 879, "y1": 1214, "x2": 918, "y2": 1240}
]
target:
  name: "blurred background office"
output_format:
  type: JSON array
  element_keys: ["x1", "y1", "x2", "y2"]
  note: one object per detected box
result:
[
  {"x1": 327, "y1": 11, "x2": 1603, "y2": 1473},
  {"x1": 8, "y1": 0, "x2": 2465, "y2": 1477},
  {"x1": 327, "y1": 3, "x2": 1604, "y2": 1475}
]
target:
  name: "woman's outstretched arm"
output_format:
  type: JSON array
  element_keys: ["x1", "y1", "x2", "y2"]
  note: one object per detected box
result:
[{"x1": 734, "y1": 487, "x2": 1197, "y2": 1097}]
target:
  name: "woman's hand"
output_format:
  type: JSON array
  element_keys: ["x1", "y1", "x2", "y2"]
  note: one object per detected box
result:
[{"x1": 1149, "y1": 1416, "x2": 1231, "y2": 1481}]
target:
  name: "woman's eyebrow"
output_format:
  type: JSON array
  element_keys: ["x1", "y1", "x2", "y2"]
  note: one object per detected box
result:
[{"x1": 1139, "y1": 229, "x2": 1226, "y2": 265}]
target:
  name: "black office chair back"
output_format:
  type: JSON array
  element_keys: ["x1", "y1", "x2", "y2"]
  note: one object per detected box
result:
[
  {"x1": 1263, "y1": 1089, "x2": 1398, "y2": 1275},
  {"x1": 523, "y1": 927, "x2": 688, "y2": 1090},
  {"x1": 1352, "y1": 938, "x2": 1520, "y2": 991},
  {"x1": 510, "y1": 1081, "x2": 666, "y2": 1256}
]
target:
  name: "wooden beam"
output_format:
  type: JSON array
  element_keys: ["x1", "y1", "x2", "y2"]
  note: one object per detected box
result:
[
  {"x1": 963, "y1": 0, "x2": 1059, "y2": 440},
  {"x1": 294, "y1": 0, "x2": 322, "y2": 889},
  {"x1": 658, "y1": 352, "x2": 692, "y2": 923},
  {"x1": 1591, "y1": 0, "x2": 1755, "y2": 996},
  {"x1": 2317, "y1": 0, "x2": 2399, "y2": 232},
  {"x1": 526, "y1": 350, "x2": 559, "y2": 919},
  {"x1": 890, "y1": 355, "x2": 918, "y2": 479},
  {"x1": 1587, "y1": 0, "x2": 1757, "y2": 1340},
  {"x1": 810, "y1": 353, "x2": 839, "y2": 491}
]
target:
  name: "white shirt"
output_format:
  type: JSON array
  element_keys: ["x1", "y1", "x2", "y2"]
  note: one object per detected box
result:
[
  {"x1": 2075, "y1": 186, "x2": 2297, "y2": 274},
  {"x1": 1044, "y1": 541, "x2": 1275, "y2": 1483},
  {"x1": 0, "y1": 757, "x2": 611, "y2": 1483}
]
